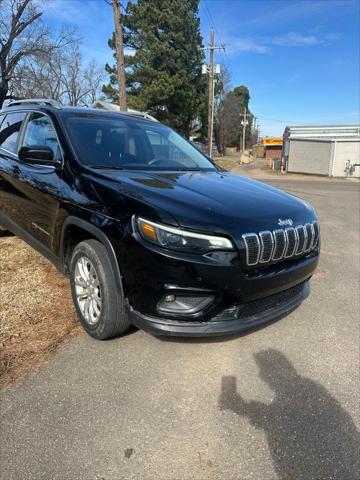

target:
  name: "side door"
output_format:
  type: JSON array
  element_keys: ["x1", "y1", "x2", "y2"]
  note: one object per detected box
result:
[
  {"x1": 13, "y1": 111, "x2": 65, "y2": 249},
  {"x1": 0, "y1": 111, "x2": 27, "y2": 225}
]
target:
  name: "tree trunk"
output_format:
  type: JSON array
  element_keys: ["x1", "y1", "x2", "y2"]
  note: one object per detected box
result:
[{"x1": 0, "y1": 80, "x2": 9, "y2": 109}]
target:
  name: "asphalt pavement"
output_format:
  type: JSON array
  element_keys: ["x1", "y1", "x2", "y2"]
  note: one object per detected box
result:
[{"x1": 1, "y1": 165, "x2": 359, "y2": 480}]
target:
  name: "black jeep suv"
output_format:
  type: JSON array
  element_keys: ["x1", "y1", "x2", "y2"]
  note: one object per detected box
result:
[{"x1": 0, "y1": 99, "x2": 320, "y2": 339}]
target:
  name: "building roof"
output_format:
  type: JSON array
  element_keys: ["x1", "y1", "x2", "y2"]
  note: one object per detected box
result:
[
  {"x1": 91, "y1": 100, "x2": 158, "y2": 122},
  {"x1": 286, "y1": 124, "x2": 359, "y2": 129},
  {"x1": 284, "y1": 124, "x2": 360, "y2": 140},
  {"x1": 289, "y1": 137, "x2": 360, "y2": 143}
]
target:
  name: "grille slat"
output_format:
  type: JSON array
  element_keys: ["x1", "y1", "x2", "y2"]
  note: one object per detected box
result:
[
  {"x1": 242, "y1": 234, "x2": 260, "y2": 266},
  {"x1": 272, "y1": 229, "x2": 287, "y2": 261},
  {"x1": 295, "y1": 225, "x2": 306, "y2": 255},
  {"x1": 284, "y1": 227, "x2": 297, "y2": 258},
  {"x1": 312, "y1": 221, "x2": 320, "y2": 248},
  {"x1": 304, "y1": 223, "x2": 313, "y2": 252},
  {"x1": 259, "y1": 231, "x2": 274, "y2": 263},
  {"x1": 242, "y1": 221, "x2": 320, "y2": 267}
]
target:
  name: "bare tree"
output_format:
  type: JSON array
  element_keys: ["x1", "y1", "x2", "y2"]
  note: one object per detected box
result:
[
  {"x1": 10, "y1": 48, "x2": 65, "y2": 101},
  {"x1": 61, "y1": 45, "x2": 104, "y2": 106},
  {"x1": 216, "y1": 94, "x2": 242, "y2": 154},
  {"x1": 9, "y1": 32, "x2": 103, "y2": 107},
  {"x1": 82, "y1": 60, "x2": 104, "y2": 105},
  {"x1": 214, "y1": 64, "x2": 233, "y2": 155},
  {"x1": 214, "y1": 67, "x2": 253, "y2": 154},
  {"x1": 0, "y1": 0, "x2": 86, "y2": 108},
  {"x1": 0, "y1": 0, "x2": 51, "y2": 107}
]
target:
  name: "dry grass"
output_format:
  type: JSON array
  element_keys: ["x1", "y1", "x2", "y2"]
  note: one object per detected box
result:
[
  {"x1": 0, "y1": 235, "x2": 82, "y2": 389},
  {"x1": 214, "y1": 157, "x2": 240, "y2": 171}
]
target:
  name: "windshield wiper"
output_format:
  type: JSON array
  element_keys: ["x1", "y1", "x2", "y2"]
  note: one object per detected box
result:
[
  {"x1": 175, "y1": 167, "x2": 202, "y2": 171},
  {"x1": 87, "y1": 164, "x2": 125, "y2": 170}
]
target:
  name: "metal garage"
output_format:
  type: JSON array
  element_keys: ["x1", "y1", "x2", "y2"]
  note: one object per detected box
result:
[{"x1": 283, "y1": 125, "x2": 360, "y2": 178}]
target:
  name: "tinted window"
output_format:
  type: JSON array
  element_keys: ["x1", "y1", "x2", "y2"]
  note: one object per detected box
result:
[
  {"x1": 22, "y1": 112, "x2": 61, "y2": 161},
  {"x1": 64, "y1": 114, "x2": 215, "y2": 171},
  {"x1": 0, "y1": 112, "x2": 26, "y2": 153},
  {"x1": 145, "y1": 129, "x2": 197, "y2": 166}
]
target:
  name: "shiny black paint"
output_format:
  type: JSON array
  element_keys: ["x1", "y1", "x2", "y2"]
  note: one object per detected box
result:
[{"x1": 0, "y1": 105, "x2": 319, "y2": 336}]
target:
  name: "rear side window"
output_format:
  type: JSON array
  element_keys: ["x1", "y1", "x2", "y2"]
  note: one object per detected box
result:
[{"x1": 0, "y1": 112, "x2": 26, "y2": 154}]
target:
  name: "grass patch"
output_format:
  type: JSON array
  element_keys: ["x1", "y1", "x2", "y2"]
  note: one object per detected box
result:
[
  {"x1": 0, "y1": 236, "x2": 82, "y2": 389},
  {"x1": 214, "y1": 157, "x2": 240, "y2": 171}
]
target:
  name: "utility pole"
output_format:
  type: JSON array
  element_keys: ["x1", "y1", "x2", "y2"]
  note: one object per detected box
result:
[
  {"x1": 242, "y1": 107, "x2": 247, "y2": 152},
  {"x1": 240, "y1": 109, "x2": 254, "y2": 151},
  {"x1": 207, "y1": 29, "x2": 215, "y2": 157},
  {"x1": 111, "y1": 0, "x2": 127, "y2": 111},
  {"x1": 201, "y1": 29, "x2": 224, "y2": 157}
]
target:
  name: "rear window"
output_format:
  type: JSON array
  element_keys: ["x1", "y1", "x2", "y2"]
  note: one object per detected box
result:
[{"x1": 0, "y1": 112, "x2": 26, "y2": 154}]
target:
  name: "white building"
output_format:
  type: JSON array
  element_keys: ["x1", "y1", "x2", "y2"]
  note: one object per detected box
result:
[
  {"x1": 283, "y1": 125, "x2": 360, "y2": 178},
  {"x1": 91, "y1": 100, "x2": 158, "y2": 122}
]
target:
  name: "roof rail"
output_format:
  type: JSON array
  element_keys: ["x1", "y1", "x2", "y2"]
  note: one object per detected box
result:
[{"x1": 7, "y1": 98, "x2": 61, "y2": 109}]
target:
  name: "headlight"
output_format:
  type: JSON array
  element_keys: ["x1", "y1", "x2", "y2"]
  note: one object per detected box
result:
[{"x1": 135, "y1": 216, "x2": 234, "y2": 254}]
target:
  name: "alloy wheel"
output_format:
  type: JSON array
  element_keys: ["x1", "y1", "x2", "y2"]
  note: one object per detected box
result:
[{"x1": 74, "y1": 256, "x2": 102, "y2": 324}]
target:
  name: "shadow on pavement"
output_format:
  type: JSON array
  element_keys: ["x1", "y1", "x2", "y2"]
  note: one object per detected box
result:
[{"x1": 218, "y1": 349, "x2": 360, "y2": 480}]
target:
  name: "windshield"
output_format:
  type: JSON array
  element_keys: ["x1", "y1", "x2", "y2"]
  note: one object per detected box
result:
[{"x1": 64, "y1": 113, "x2": 216, "y2": 171}]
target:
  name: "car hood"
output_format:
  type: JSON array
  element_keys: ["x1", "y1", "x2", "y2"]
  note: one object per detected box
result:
[{"x1": 90, "y1": 169, "x2": 316, "y2": 235}]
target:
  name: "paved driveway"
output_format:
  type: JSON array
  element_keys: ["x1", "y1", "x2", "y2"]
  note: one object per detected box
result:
[{"x1": 1, "y1": 170, "x2": 359, "y2": 480}]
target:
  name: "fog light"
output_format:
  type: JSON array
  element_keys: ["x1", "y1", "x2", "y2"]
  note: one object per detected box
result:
[
  {"x1": 157, "y1": 294, "x2": 215, "y2": 315},
  {"x1": 164, "y1": 294, "x2": 176, "y2": 302}
]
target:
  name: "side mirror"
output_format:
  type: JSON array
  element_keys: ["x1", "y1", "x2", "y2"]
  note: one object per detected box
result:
[{"x1": 18, "y1": 145, "x2": 59, "y2": 167}]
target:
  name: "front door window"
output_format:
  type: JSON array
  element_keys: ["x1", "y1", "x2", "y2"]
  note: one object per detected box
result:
[{"x1": 22, "y1": 112, "x2": 61, "y2": 162}]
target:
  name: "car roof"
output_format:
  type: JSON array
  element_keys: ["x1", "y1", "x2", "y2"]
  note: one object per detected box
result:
[{"x1": 0, "y1": 104, "x2": 161, "y2": 127}]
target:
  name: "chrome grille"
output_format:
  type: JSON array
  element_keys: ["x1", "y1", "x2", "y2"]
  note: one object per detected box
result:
[{"x1": 242, "y1": 221, "x2": 319, "y2": 267}]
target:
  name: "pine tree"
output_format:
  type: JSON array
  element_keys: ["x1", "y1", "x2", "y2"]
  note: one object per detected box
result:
[{"x1": 103, "y1": 0, "x2": 206, "y2": 137}]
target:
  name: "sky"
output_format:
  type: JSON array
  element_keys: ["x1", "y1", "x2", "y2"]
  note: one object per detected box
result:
[{"x1": 42, "y1": 0, "x2": 360, "y2": 136}]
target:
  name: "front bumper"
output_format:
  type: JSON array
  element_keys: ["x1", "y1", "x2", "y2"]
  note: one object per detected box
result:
[
  {"x1": 122, "y1": 233, "x2": 318, "y2": 316},
  {"x1": 129, "y1": 281, "x2": 310, "y2": 337}
]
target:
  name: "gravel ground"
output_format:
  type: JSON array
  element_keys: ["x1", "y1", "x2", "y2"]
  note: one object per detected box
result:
[{"x1": 0, "y1": 164, "x2": 359, "y2": 480}]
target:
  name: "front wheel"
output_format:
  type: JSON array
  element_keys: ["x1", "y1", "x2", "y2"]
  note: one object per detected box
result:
[{"x1": 70, "y1": 239, "x2": 131, "y2": 340}]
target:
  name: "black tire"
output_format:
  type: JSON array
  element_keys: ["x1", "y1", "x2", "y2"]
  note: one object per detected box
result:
[
  {"x1": 69, "y1": 239, "x2": 130, "y2": 340},
  {"x1": 0, "y1": 225, "x2": 8, "y2": 237}
]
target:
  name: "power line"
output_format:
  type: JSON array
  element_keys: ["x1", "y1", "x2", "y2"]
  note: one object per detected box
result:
[
  {"x1": 104, "y1": 0, "x2": 126, "y2": 14},
  {"x1": 202, "y1": 0, "x2": 226, "y2": 59},
  {"x1": 203, "y1": 1, "x2": 224, "y2": 47}
]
